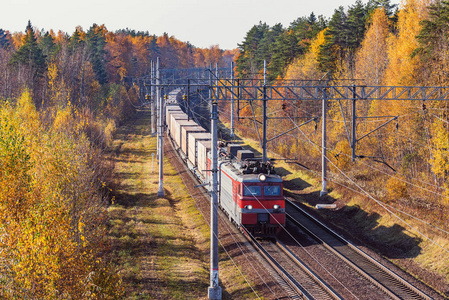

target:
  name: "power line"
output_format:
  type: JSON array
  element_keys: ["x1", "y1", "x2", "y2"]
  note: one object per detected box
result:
[{"x1": 283, "y1": 111, "x2": 449, "y2": 255}]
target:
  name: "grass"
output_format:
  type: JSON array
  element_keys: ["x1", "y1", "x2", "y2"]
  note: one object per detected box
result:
[{"x1": 106, "y1": 109, "x2": 260, "y2": 299}]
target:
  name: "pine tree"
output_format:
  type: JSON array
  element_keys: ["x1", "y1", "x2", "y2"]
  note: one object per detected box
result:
[
  {"x1": 10, "y1": 21, "x2": 46, "y2": 79},
  {"x1": 269, "y1": 14, "x2": 327, "y2": 80},
  {"x1": 318, "y1": 6, "x2": 348, "y2": 74},
  {"x1": 0, "y1": 29, "x2": 10, "y2": 49},
  {"x1": 318, "y1": 2, "x2": 369, "y2": 77},
  {"x1": 69, "y1": 27, "x2": 85, "y2": 53},
  {"x1": 367, "y1": 0, "x2": 398, "y2": 16},
  {"x1": 86, "y1": 24, "x2": 108, "y2": 84},
  {"x1": 236, "y1": 22, "x2": 270, "y2": 77},
  {"x1": 347, "y1": 0, "x2": 369, "y2": 76},
  {"x1": 415, "y1": 0, "x2": 449, "y2": 85},
  {"x1": 39, "y1": 31, "x2": 57, "y2": 61}
]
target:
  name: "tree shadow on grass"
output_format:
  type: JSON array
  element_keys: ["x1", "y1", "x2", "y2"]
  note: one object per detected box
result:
[{"x1": 287, "y1": 193, "x2": 423, "y2": 260}]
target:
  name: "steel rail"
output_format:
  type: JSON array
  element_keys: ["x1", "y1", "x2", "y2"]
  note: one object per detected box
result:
[
  {"x1": 286, "y1": 198, "x2": 432, "y2": 300},
  {"x1": 242, "y1": 227, "x2": 342, "y2": 300}
]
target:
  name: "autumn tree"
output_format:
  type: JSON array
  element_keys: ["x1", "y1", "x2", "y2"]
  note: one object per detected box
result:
[
  {"x1": 384, "y1": 0, "x2": 430, "y2": 86},
  {"x1": 269, "y1": 14, "x2": 326, "y2": 81},
  {"x1": 284, "y1": 29, "x2": 326, "y2": 80},
  {"x1": 355, "y1": 7, "x2": 390, "y2": 85}
]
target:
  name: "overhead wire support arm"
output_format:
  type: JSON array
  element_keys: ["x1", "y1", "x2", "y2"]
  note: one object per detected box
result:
[
  {"x1": 356, "y1": 116, "x2": 398, "y2": 144},
  {"x1": 267, "y1": 117, "x2": 318, "y2": 142},
  {"x1": 262, "y1": 60, "x2": 268, "y2": 163}
]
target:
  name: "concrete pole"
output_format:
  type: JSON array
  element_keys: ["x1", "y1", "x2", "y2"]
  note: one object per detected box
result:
[
  {"x1": 320, "y1": 85, "x2": 328, "y2": 197},
  {"x1": 151, "y1": 60, "x2": 156, "y2": 136},
  {"x1": 157, "y1": 57, "x2": 165, "y2": 197},
  {"x1": 351, "y1": 85, "x2": 357, "y2": 161},
  {"x1": 208, "y1": 65, "x2": 222, "y2": 300},
  {"x1": 262, "y1": 60, "x2": 268, "y2": 163},
  {"x1": 156, "y1": 60, "x2": 160, "y2": 157}
]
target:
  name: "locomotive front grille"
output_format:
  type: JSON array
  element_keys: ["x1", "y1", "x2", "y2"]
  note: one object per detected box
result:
[
  {"x1": 245, "y1": 224, "x2": 280, "y2": 237},
  {"x1": 257, "y1": 213, "x2": 269, "y2": 223}
]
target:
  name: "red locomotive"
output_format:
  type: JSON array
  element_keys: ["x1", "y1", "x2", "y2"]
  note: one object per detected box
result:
[{"x1": 211, "y1": 144, "x2": 285, "y2": 237}]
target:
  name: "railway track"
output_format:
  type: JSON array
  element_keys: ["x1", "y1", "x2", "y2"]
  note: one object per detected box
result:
[
  {"x1": 243, "y1": 226, "x2": 342, "y2": 300},
  {"x1": 285, "y1": 198, "x2": 432, "y2": 300}
]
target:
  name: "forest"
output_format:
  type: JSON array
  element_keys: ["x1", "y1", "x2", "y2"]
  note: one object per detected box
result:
[
  {"x1": 0, "y1": 0, "x2": 448, "y2": 297},
  {"x1": 232, "y1": 0, "x2": 448, "y2": 223},
  {"x1": 0, "y1": 22, "x2": 234, "y2": 298}
]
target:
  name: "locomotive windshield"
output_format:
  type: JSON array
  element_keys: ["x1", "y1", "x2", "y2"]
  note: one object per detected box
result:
[
  {"x1": 243, "y1": 186, "x2": 261, "y2": 196},
  {"x1": 243, "y1": 184, "x2": 282, "y2": 196},
  {"x1": 264, "y1": 185, "x2": 281, "y2": 196}
]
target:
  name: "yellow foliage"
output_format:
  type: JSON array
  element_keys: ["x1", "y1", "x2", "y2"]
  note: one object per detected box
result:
[
  {"x1": 0, "y1": 92, "x2": 122, "y2": 298},
  {"x1": 355, "y1": 8, "x2": 389, "y2": 85},
  {"x1": 384, "y1": 0, "x2": 431, "y2": 86},
  {"x1": 53, "y1": 104, "x2": 75, "y2": 133},
  {"x1": 284, "y1": 29, "x2": 326, "y2": 80},
  {"x1": 332, "y1": 139, "x2": 352, "y2": 171},
  {"x1": 430, "y1": 118, "x2": 449, "y2": 201},
  {"x1": 386, "y1": 176, "x2": 409, "y2": 201}
]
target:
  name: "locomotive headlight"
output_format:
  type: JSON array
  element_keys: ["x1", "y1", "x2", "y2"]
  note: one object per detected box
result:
[
  {"x1": 245, "y1": 205, "x2": 253, "y2": 210},
  {"x1": 258, "y1": 174, "x2": 267, "y2": 182},
  {"x1": 273, "y1": 204, "x2": 280, "y2": 210}
]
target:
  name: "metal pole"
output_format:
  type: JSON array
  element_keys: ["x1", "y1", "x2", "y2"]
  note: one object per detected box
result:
[
  {"x1": 157, "y1": 57, "x2": 165, "y2": 197},
  {"x1": 262, "y1": 60, "x2": 268, "y2": 163},
  {"x1": 152, "y1": 153, "x2": 154, "y2": 173},
  {"x1": 352, "y1": 85, "x2": 357, "y2": 161},
  {"x1": 151, "y1": 60, "x2": 156, "y2": 136},
  {"x1": 215, "y1": 63, "x2": 218, "y2": 100},
  {"x1": 187, "y1": 79, "x2": 191, "y2": 121},
  {"x1": 236, "y1": 78, "x2": 240, "y2": 121},
  {"x1": 230, "y1": 61, "x2": 235, "y2": 139},
  {"x1": 208, "y1": 67, "x2": 222, "y2": 300},
  {"x1": 320, "y1": 85, "x2": 328, "y2": 197}
]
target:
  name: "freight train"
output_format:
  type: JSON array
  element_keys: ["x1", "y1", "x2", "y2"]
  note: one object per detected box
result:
[{"x1": 165, "y1": 101, "x2": 285, "y2": 237}]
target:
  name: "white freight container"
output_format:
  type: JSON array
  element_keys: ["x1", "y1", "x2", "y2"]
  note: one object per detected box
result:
[
  {"x1": 168, "y1": 112, "x2": 187, "y2": 133},
  {"x1": 197, "y1": 140, "x2": 212, "y2": 179},
  {"x1": 187, "y1": 132, "x2": 210, "y2": 165},
  {"x1": 181, "y1": 126, "x2": 206, "y2": 156},
  {"x1": 173, "y1": 119, "x2": 197, "y2": 149},
  {"x1": 169, "y1": 113, "x2": 188, "y2": 139},
  {"x1": 165, "y1": 105, "x2": 182, "y2": 128}
]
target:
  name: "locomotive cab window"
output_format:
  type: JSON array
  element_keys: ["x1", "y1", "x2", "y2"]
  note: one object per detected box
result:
[
  {"x1": 243, "y1": 185, "x2": 261, "y2": 196},
  {"x1": 264, "y1": 185, "x2": 281, "y2": 196}
]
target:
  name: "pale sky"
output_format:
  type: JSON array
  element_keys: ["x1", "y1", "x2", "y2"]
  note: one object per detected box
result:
[{"x1": 2, "y1": 0, "x2": 401, "y2": 50}]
